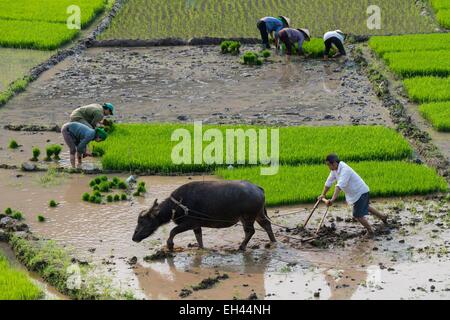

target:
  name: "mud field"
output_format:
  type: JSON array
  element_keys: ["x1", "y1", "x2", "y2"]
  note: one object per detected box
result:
[
  {"x1": 0, "y1": 169, "x2": 449, "y2": 300},
  {"x1": 0, "y1": 45, "x2": 391, "y2": 127},
  {"x1": 0, "y1": 45, "x2": 448, "y2": 300}
]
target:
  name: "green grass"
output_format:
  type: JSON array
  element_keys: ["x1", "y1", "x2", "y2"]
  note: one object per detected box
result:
[
  {"x1": 369, "y1": 33, "x2": 450, "y2": 56},
  {"x1": 9, "y1": 235, "x2": 135, "y2": 300},
  {"x1": 382, "y1": 50, "x2": 450, "y2": 77},
  {"x1": 0, "y1": 0, "x2": 106, "y2": 50},
  {"x1": 0, "y1": 0, "x2": 106, "y2": 27},
  {"x1": 419, "y1": 101, "x2": 450, "y2": 132},
  {"x1": 0, "y1": 77, "x2": 31, "y2": 106},
  {"x1": 0, "y1": 253, "x2": 42, "y2": 300},
  {"x1": 368, "y1": 31, "x2": 450, "y2": 131},
  {"x1": 403, "y1": 76, "x2": 450, "y2": 102},
  {"x1": 0, "y1": 19, "x2": 79, "y2": 50},
  {"x1": 437, "y1": 9, "x2": 450, "y2": 28},
  {"x1": 93, "y1": 124, "x2": 412, "y2": 173},
  {"x1": 431, "y1": 0, "x2": 450, "y2": 28},
  {"x1": 0, "y1": 48, "x2": 54, "y2": 92},
  {"x1": 216, "y1": 162, "x2": 448, "y2": 206},
  {"x1": 99, "y1": 0, "x2": 435, "y2": 40},
  {"x1": 432, "y1": 0, "x2": 450, "y2": 10}
]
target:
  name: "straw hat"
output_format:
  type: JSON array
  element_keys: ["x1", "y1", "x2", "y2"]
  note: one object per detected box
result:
[
  {"x1": 336, "y1": 29, "x2": 345, "y2": 36},
  {"x1": 279, "y1": 16, "x2": 291, "y2": 27},
  {"x1": 297, "y1": 28, "x2": 311, "y2": 40}
]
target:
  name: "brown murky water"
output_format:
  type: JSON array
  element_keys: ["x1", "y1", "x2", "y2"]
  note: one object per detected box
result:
[{"x1": 1, "y1": 169, "x2": 449, "y2": 300}]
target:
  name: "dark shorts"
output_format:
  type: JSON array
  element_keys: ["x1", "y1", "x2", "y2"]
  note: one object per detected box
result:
[
  {"x1": 278, "y1": 29, "x2": 293, "y2": 55},
  {"x1": 257, "y1": 20, "x2": 270, "y2": 48},
  {"x1": 324, "y1": 36, "x2": 346, "y2": 56},
  {"x1": 352, "y1": 192, "x2": 369, "y2": 218}
]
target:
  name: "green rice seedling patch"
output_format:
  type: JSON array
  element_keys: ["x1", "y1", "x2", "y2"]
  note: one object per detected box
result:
[
  {"x1": 403, "y1": 76, "x2": 450, "y2": 103},
  {"x1": 48, "y1": 200, "x2": 58, "y2": 208},
  {"x1": 31, "y1": 147, "x2": 41, "y2": 162},
  {"x1": 0, "y1": 0, "x2": 106, "y2": 50},
  {"x1": 0, "y1": 0, "x2": 106, "y2": 26},
  {"x1": 83, "y1": 176, "x2": 133, "y2": 204},
  {"x1": 220, "y1": 40, "x2": 241, "y2": 55},
  {"x1": 436, "y1": 9, "x2": 450, "y2": 28},
  {"x1": 9, "y1": 140, "x2": 19, "y2": 149},
  {"x1": 432, "y1": 0, "x2": 450, "y2": 10},
  {"x1": 0, "y1": 253, "x2": 42, "y2": 300},
  {"x1": 431, "y1": 0, "x2": 450, "y2": 28},
  {"x1": 369, "y1": 33, "x2": 450, "y2": 56},
  {"x1": 93, "y1": 124, "x2": 412, "y2": 173},
  {"x1": 279, "y1": 38, "x2": 335, "y2": 58},
  {"x1": 419, "y1": 101, "x2": 450, "y2": 132},
  {"x1": 10, "y1": 210, "x2": 24, "y2": 221},
  {"x1": 0, "y1": 77, "x2": 30, "y2": 106},
  {"x1": 216, "y1": 162, "x2": 448, "y2": 206},
  {"x1": 0, "y1": 19, "x2": 79, "y2": 50},
  {"x1": 44, "y1": 145, "x2": 62, "y2": 161},
  {"x1": 99, "y1": 0, "x2": 435, "y2": 40},
  {"x1": 0, "y1": 48, "x2": 54, "y2": 93},
  {"x1": 383, "y1": 50, "x2": 450, "y2": 77},
  {"x1": 242, "y1": 51, "x2": 263, "y2": 66}
]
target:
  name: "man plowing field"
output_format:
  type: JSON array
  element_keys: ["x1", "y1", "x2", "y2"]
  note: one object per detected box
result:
[
  {"x1": 318, "y1": 154, "x2": 388, "y2": 238},
  {"x1": 323, "y1": 30, "x2": 347, "y2": 60},
  {"x1": 257, "y1": 16, "x2": 291, "y2": 49},
  {"x1": 70, "y1": 103, "x2": 114, "y2": 129},
  {"x1": 61, "y1": 122, "x2": 108, "y2": 169},
  {"x1": 277, "y1": 28, "x2": 311, "y2": 57}
]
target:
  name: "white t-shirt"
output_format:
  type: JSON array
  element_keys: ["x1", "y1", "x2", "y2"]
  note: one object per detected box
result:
[
  {"x1": 325, "y1": 161, "x2": 369, "y2": 204},
  {"x1": 323, "y1": 31, "x2": 345, "y2": 44}
]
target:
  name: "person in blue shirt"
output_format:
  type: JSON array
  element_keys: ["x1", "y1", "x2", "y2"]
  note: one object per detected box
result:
[
  {"x1": 257, "y1": 16, "x2": 290, "y2": 49},
  {"x1": 61, "y1": 122, "x2": 108, "y2": 168}
]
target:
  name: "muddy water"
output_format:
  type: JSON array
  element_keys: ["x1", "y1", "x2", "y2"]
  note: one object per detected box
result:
[
  {"x1": 0, "y1": 45, "x2": 392, "y2": 128},
  {"x1": 404, "y1": 102, "x2": 450, "y2": 161},
  {"x1": 0, "y1": 129, "x2": 63, "y2": 167},
  {"x1": 1, "y1": 169, "x2": 449, "y2": 300}
]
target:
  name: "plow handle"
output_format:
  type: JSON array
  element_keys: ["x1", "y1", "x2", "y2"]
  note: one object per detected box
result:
[{"x1": 303, "y1": 198, "x2": 321, "y2": 228}]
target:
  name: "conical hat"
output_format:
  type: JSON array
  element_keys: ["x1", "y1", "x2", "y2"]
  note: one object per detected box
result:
[
  {"x1": 298, "y1": 28, "x2": 311, "y2": 39},
  {"x1": 279, "y1": 16, "x2": 291, "y2": 27}
]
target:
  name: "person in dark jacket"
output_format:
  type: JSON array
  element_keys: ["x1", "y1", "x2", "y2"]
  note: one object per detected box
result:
[
  {"x1": 61, "y1": 122, "x2": 108, "y2": 168},
  {"x1": 257, "y1": 16, "x2": 291, "y2": 49}
]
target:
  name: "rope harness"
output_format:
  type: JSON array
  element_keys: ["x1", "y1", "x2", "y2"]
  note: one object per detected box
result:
[{"x1": 168, "y1": 196, "x2": 308, "y2": 242}]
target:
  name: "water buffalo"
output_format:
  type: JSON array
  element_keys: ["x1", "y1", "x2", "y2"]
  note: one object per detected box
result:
[{"x1": 132, "y1": 180, "x2": 276, "y2": 251}]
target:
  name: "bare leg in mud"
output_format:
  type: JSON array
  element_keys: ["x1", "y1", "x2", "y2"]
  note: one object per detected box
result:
[
  {"x1": 355, "y1": 217, "x2": 374, "y2": 237},
  {"x1": 368, "y1": 206, "x2": 388, "y2": 224}
]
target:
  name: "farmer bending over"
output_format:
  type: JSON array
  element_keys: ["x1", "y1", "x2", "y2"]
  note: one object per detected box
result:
[
  {"x1": 70, "y1": 103, "x2": 114, "y2": 129},
  {"x1": 257, "y1": 16, "x2": 290, "y2": 49},
  {"x1": 277, "y1": 28, "x2": 310, "y2": 57},
  {"x1": 318, "y1": 154, "x2": 388, "y2": 238},
  {"x1": 323, "y1": 30, "x2": 346, "y2": 60},
  {"x1": 61, "y1": 122, "x2": 108, "y2": 169}
]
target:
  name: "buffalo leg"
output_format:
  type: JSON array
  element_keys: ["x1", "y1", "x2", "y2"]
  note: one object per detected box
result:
[
  {"x1": 193, "y1": 227, "x2": 204, "y2": 249},
  {"x1": 256, "y1": 215, "x2": 276, "y2": 243},
  {"x1": 167, "y1": 224, "x2": 192, "y2": 251},
  {"x1": 239, "y1": 221, "x2": 255, "y2": 251}
]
